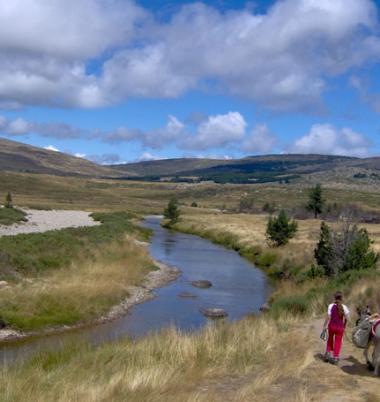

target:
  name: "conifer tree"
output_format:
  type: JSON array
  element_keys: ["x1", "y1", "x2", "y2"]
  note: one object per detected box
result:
[{"x1": 307, "y1": 184, "x2": 324, "y2": 218}]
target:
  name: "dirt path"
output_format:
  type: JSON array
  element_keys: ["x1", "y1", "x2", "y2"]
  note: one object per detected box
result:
[
  {"x1": 192, "y1": 318, "x2": 380, "y2": 402},
  {"x1": 0, "y1": 209, "x2": 100, "y2": 236}
]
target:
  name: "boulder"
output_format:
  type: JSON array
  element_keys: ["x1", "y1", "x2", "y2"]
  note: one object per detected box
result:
[
  {"x1": 259, "y1": 303, "x2": 270, "y2": 313},
  {"x1": 0, "y1": 281, "x2": 8, "y2": 289},
  {"x1": 191, "y1": 280, "x2": 212, "y2": 289},
  {"x1": 200, "y1": 308, "x2": 228, "y2": 318}
]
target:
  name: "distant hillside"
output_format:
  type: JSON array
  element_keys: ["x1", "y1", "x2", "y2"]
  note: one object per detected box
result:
[
  {"x1": 113, "y1": 154, "x2": 357, "y2": 184},
  {"x1": 113, "y1": 158, "x2": 234, "y2": 176},
  {"x1": 0, "y1": 138, "x2": 120, "y2": 177}
]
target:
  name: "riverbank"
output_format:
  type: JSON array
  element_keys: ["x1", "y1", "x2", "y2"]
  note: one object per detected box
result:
[
  {"x1": 0, "y1": 208, "x2": 100, "y2": 236},
  {"x1": 0, "y1": 212, "x2": 178, "y2": 339},
  {"x1": 2, "y1": 302, "x2": 380, "y2": 401},
  {"x1": 0, "y1": 257, "x2": 179, "y2": 343}
]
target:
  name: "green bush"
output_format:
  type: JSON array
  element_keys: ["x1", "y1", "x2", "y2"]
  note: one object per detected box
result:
[
  {"x1": 270, "y1": 295, "x2": 309, "y2": 317},
  {"x1": 266, "y1": 210, "x2": 297, "y2": 247},
  {"x1": 257, "y1": 252, "x2": 277, "y2": 267},
  {"x1": 0, "y1": 207, "x2": 27, "y2": 226}
]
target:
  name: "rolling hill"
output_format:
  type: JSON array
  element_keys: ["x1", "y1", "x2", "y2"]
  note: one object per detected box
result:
[
  {"x1": 113, "y1": 154, "x2": 357, "y2": 184},
  {"x1": 2, "y1": 137, "x2": 380, "y2": 185},
  {"x1": 0, "y1": 138, "x2": 121, "y2": 177}
]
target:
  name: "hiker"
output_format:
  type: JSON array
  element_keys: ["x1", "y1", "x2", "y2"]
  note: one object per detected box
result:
[{"x1": 322, "y1": 291, "x2": 350, "y2": 365}]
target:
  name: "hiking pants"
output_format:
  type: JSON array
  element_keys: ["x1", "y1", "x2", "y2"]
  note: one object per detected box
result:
[{"x1": 326, "y1": 325, "x2": 344, "y2": 358}]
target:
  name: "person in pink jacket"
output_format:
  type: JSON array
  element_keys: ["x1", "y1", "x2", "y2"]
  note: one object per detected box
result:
[{"x1": 322, "y1": 291, "x2": 350, "y2": 365}]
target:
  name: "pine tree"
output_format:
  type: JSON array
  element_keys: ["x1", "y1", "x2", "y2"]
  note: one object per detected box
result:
[
  {"x1": 164, "y1": 198, "x2": 180, "y2": 226},
  {"x1": 314, "y1": 222, "x2": 333, "y2": 276},
  {"x1": 307, "y1": 184, "x2": 324, "y2": 218},
  {"x1": 266, "y1": 210, "x2": 298, "y2": 247},
  {"x1": 4, "y1": 192, "x2": 13, "y2": 208}
]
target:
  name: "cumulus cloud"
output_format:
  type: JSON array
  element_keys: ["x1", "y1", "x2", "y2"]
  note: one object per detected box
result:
[
  {"x1": 290, "y1": 124, "x2": 371, "y2": 157},
  {"x1": 242, "y1": 124, "x2": 278, "y2": 154},
  {"x1": 74, "y1": 153, "x2": 86, "y2": 158},
  {"x1": 44, "y1": 145, "x2": 60, "y2": 152},
  {"x1": 103, "y1": 115, "x2": 185, "y2": 148},
  {"x1": 350, "y1": 75, "x2": 380, "y2": 114},
  {"x1": 135, "y1": 152, "x2": 162, "y2": 162},
  {"x1": 0, "y1": 115, "x2": 84, "y2": 139},
  {"x1": 0, "y1": 0, "x2": 379, "y2": 110},
  {"x1": 183, "y1": 112, "x2": 247, "y2": 150},
  {"x1": 87, "y1": 153, "x2": 121, "y2": 165}
]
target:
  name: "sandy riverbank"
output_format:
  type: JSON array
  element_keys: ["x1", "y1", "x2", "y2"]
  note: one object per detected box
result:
[{"x1": 0, "y1": 208, "x2": 100, "y2": 237}]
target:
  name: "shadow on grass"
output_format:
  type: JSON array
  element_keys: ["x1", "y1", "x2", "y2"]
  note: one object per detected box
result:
[{"x1": 340, "y1": 356, "x2": 376, "y2": 377}]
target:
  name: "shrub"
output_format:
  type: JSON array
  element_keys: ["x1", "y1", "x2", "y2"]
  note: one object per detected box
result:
[
  {"x1": 314, "y1": 222, "x2": 379, "y2": 277},
  {"x1": 262, "y1": 202, "x2": 276, "y2": 214},
  {"x1": 5, "y1": 192, "x2": 13, "y2": 208},
  {"x1": 191, "y1": 201, "x2": 198, "y2": 208},
  {"x1": 270, "y1": 295, "x2": 309, "y2": 317},
  {"x1": 238, "y1": 196, "x2": 255, "y2": 212},
  {"x1": 266, "y1": 210, "x2": 297, "y2": 247},
  {"x1": 164, "y1": 198, "x2": 180, "y2": 226},
  {"x1": 257, "y1": 252, "x2": 277, "y2": 267}
]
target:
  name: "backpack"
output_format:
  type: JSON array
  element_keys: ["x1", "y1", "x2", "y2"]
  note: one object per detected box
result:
[{"x1": 352, "y1": 317, "x2": 372, "y2": 349}]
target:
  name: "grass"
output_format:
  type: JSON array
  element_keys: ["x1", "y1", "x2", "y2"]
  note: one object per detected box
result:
[
  {"x1": 0, "y1": 207, "x2": 27, "y2": 226},
  {"x1": 0, "y1": 212, "x2": 155, "y2": 331},
  {"x1": 0, "y1": 211, "x2": 150, "y2": 279},
  {"x1": 0, "y1": 314, "x2": 310, "y2": 402},
  {"x1": 3, "y1": 170, "x2": 380, "y2": 215},
  {"x1": 0, "y1": 238, "x2": 154, "y2": 330}
]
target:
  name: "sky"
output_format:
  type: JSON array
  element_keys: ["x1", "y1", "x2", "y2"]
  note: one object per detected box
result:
[{"x1": 0, "y1": 0, "x2": 380, "y2": 164}]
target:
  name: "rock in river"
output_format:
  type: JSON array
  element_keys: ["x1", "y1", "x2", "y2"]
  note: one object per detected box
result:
[
  {"x1": 200, "y1": 308, "x2": 228, "y2": 318},
  {"x1": 191, "y1": 280, "x2": 212, "y2": 289}
]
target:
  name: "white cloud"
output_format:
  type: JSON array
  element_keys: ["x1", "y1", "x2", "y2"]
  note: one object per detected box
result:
[
  {"x1": 243, "y1": 124, "x2": 278, "y2": 154},
  {"x1": 87, "y1": 153, "x2": 121, "y2": 165},
  {"x1": 74, "y1": 153, "x2": 86, "y2": 158},
  {"x1": 290, "y1": 124, "x2": 371, "y2": 157},
  {"x1": 0, "y1": 115, "x2": 84, "y2": 138},
  {"x1": 7, "y1": 118, "x2": 30, "y2": 135},
  {"x1": 135, "y1": 152, "x2": 162, "y2": 162},
  {"x1": 44, "y1": 145, "x2": 59, "y2": 152},
  {"x1": 350, "y1": 75, "x2": 380, "y2": 114},
  {"x1": 103, "y1": 115, "x2": 184, "y2": 148},
  {"x1": 183, "y1": 112, "x2": 246, "y2": 150},
  {"x1": 0, "y1": 0, "x2": 379, "y2": 109}
]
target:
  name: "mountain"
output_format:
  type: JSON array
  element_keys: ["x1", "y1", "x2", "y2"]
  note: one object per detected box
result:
[
  {"x1": 0, "y1": 138, "x2": 120, "y2": 177},
  {"x1": 113, "y1": 154, "x2": 357, "y2": 184},
  {"x1": 2, "y1": 137, "x2": 380, "y2": 185}
]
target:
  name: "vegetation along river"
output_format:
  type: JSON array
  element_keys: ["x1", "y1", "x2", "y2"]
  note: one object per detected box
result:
[{"x1": 0, "y1": 216, "x2": 269, "y2": 365}]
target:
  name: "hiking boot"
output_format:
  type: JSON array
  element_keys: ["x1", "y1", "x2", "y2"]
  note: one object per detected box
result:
[
  {"x1": 329, "y1": 357, "x2": 339, "y2": 366},
  {"x1": 323, "y1": 352, "x2": 331, "y2": 362}
]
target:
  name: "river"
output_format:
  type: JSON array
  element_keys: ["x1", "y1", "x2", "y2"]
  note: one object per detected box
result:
[{"x1": 0, "y1": 216, "x2": 269, "y2": 365}]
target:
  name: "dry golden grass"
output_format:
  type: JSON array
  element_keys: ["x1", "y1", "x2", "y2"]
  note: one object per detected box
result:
[
  {"x1": 0, "y1": 314, "x2": 309, "y2": 402},
  {"x1": 176, "y1": 210, "x2": 380, "y2": 270},
  {"x1": 0, "y1": 236, "x2": 153, "y2": 330}
]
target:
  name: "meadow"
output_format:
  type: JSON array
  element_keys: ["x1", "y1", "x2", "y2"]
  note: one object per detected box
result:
[
  {"x1": 1, "y1": 171, "x2": 380, "y2": 401},
  {"x1": 0, "y1": 212, "x2": 155, "y2": 331}
]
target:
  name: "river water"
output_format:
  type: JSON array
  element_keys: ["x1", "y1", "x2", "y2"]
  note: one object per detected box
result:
[{"x1": 0, "y1": 216, "x2": 269, "y2": 365}]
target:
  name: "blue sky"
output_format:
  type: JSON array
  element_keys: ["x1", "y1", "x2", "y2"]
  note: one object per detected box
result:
[{"x1": 0, "y1": 0, "x2": 380, "y2": 163}]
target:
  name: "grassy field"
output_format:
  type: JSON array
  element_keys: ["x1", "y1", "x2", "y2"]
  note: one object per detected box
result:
[
  {"x1": 0, "y1": 208, "x2": 27, "y2": 226},
  {"x1": 1, "y1": 272, "x2": 379, "y2": 402},
  {"x1": 1, "y1": 172, "x2": 380, "y2": 401},
  {"x1": 0, "y1": 212, "x2": 155, "y2": 331},
  {"x1": 2, "y1": 171, "x2": 380, "y2": 215}
]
